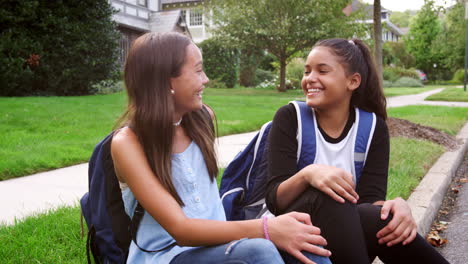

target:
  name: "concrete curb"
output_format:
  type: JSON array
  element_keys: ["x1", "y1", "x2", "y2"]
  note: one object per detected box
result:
[
  {"x1": 373, "y1": 122, "x2": 468, "y2": 264},
  {"x1": 407, "y1": 122, "x2": 468, "y2": 235}
]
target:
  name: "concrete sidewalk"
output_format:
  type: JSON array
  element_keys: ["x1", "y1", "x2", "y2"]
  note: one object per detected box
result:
[
  {"x1": 0, "y1": 132, "x2": 259, "y2": 225},
  {"x1": 1, "y1": 88, "x2": 467, "y2": 227}
]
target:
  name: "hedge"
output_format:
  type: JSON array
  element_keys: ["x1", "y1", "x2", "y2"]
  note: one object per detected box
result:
[{"x1": 198, "y1": 38, "x2": 238, "y2": 88}]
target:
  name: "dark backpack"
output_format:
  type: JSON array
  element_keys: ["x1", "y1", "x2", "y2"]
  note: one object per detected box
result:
[
  {"x1": 219, "y1": 101, "x2": 376, "y2": 221},
  {"x1": 80, "y1": 132, "x2": 175, "y2": 264}
]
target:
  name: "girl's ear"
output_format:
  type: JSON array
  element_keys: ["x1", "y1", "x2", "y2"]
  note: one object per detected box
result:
[{"x1": 347, "y1": 72, "x2": 361, "y2": 91}]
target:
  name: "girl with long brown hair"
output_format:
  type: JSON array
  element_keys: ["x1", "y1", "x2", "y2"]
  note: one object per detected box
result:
[
  {"x1": 110, "y1": 32, "x2": 332, "y2": 264},
  {"x1": 265, "y1": 38, "x2": 449, "y2": 264}
]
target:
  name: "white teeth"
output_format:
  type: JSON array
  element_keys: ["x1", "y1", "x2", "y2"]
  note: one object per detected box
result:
[{"x1": 307, "y1": 88, "x2": 321, "y2": 93}]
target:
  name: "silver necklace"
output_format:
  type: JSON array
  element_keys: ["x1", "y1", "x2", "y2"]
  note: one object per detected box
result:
[{"x1": 173, "y1": 117, "x2": 183, "y2": 126}]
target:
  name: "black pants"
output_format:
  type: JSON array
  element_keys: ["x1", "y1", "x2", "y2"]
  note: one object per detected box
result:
[{"x1": 282, "y1": 188, "x2": 449, "y2": 264}]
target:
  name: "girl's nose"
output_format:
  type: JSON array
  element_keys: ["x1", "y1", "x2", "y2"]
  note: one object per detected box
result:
[{"x1": 306, "y1": 71, "x2": 317, "y2": 83}]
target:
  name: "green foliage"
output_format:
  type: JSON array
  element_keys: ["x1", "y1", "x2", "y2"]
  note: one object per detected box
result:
[
  {"x1": 208, "y1": 0, "x2": 366, "y2": 91},
  {"x1": 393, "y1": 77, "x2": 423, "y2": 87},
  {"x1": 286, "y1": 57, "x2": 305, "y2": 89},
  {"x1": 205, "y1": 78, "x2": 228, "y2": 89},
  {"x1": 255, "y1": 69, "x2": 276, "y2": 86},
  {"x1": 383, "y1": 66, "x2": 419, "y2": 82},
  {"x1": 0, "y1": 0, "x2": 120, "y2": 96},
  {"x1": 433, "y1": 2, "x2": 466, "y2": 74},
  {"x1": 452, "y1": 69, "x2": 465, "y2": 84},
  {"x1": 389, "y1": 10, "x2": 417, "y2": 28},
  {"x1": 239, "y1": 48, "x2": 264, "y2": 87},
  {"x1": 404, "y1": 0, "x2": 442, "y2": 78},
  {"x1": 199, "y1": 38, "x2": 239, "y2": 88},
  {"x1": 258, "y1": 52, "x2": 277, "y2": 72},
  {"x1": 382, "y1": 42, "x2": 415, "y2": 68}
]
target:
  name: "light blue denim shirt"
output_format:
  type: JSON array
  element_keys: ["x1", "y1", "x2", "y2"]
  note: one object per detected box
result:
[{"x1": 122, "y1": 141, "x2": 226, "y2": 264}]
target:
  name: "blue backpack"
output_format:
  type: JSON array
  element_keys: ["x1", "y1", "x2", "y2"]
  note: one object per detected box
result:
[
  {"x1": 80, "y1": 132, "x2": 175, "y2": 264},
  {"x1": 219, "y1": 101, "x2": 376, "y2": 221}
]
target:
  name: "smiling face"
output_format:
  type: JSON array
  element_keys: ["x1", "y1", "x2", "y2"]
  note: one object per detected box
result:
[
  {"x1": 302, "y1": 46, "x2": 360, "y2": 111},
  {"x1": 170, "y1": 43, "x2": 209, "y2": 117}
]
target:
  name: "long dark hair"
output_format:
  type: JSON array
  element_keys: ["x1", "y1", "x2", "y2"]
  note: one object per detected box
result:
[
  {"x1": 313, "y1": 38, "x2": 387, "y2": 120},
  {"x1": 117, "y1": 32, "x2": 218, "y2": 206}
]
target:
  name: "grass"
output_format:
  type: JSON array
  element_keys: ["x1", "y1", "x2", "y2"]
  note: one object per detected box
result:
[
  {"x1": 388, "y1": 105, "x2": 468, "y2": 135},
  {"x1": 0, "y1": 137, "x2": 446, "y2": 263},
  {"x1": 383, "y1": 86, "x2": 436, "y2": 97},
  {"x1": 0, "y1": 206, "x2": 86, "y2": 263},
  {"x1": 1, "y1": 99, "x2": 466, "y2": 263},
  {"x1": 387, "y1": 138, "x2": 444, "y2": 200},
  {"x1": 0, "y1": 88, "x2": 303, "y2": 180},
  {"x1": 425, "y1": 87, "x2": 468, "y2": 102}
]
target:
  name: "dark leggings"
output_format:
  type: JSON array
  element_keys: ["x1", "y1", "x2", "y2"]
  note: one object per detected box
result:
[{"x1": 282, "y1": 188, "x2": 449, "y2": 264}]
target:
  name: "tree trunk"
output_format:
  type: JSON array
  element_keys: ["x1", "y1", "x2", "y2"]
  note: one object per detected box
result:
[
  {"x1": 373, "y1": 0, "x2": 383, "y2": 85},
  {"x1": 278, "y1": 58, "x2": 287, "y2": 92}
]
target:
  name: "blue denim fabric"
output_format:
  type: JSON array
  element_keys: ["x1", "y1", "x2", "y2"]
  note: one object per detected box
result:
[{"x1": 170, "y1": 238, "x2": 332, "y2": 264}]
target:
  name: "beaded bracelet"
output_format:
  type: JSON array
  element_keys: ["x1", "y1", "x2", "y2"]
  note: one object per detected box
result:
[{"x1": 262, "y1": 215, "x2": 270, "y2": 240}]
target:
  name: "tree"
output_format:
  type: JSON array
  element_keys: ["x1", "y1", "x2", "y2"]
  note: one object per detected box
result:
[
  {"x1": 0, "y1": 0, "x2": 120, "y2": 96},
  {"x1": 404, "y1": 0, "x2": 442, "y2": 77},
  {"x1": 373, "y1": 0, "x2": 383, "y2": 83},
  {"x1": 208, "y1": 0, "x2": 365, "y2": 92},
  {"x1": 390, "y1": 10, "x2": 417, "y2": 28},
  {"x1": 436, "y1": 1, "x2": 466, "y2": 71}
]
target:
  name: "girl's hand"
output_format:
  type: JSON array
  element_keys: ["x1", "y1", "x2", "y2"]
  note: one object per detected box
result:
[
  {"x1": 302, "y1": 164, "x2": 359, "y2": 204},
  {"x1": 376, "y1": 197, "x2": 417, "y2": 246},
  {"x1": 268, "y1": 212, "x2": 331, "y2": 264}
]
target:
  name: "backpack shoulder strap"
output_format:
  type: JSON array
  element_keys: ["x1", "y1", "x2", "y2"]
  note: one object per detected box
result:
[
  {"x1": 289, "y1": 101, "x2": 316, "y2": 170},
  {"x1": 353, "y1": 108, "x2": 376, "y2": 183}
]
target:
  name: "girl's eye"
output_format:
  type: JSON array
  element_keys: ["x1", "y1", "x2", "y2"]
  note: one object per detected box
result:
[
  {"x1": 304, "y1": 71, "x2": 310, "y2": 75},
  {"x1": 319, "y1": 70, "x2": 328, "y2": 74}
]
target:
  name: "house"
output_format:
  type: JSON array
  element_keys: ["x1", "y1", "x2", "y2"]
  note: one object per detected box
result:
[
  {"x1": 347, "y1": 0, "x2": 404, "y2": 42},
  {"x1": 110, "y1": 0, "x2": 209, "y2": 65}
]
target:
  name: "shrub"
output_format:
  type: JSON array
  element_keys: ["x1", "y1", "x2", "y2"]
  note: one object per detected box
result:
[
  {"x1": 383, "y1": 80, "x2": 394, "y2": 88},
  {"x1": 258, "y1": 52, "x2": 276, "y2": 72},
  {"x1": 452, "y1": 69, "x2": 465, "y2": 84},
  {"x1": 383, "y1": 68, "x2": 399, "y2": 82},
  {"x1": 383, "y1": 66, "x2": 419, "y2": 82},
  {"x1": 0, "y1": 0, "x2": 120, "y2": 96},
  {"x1": 205, "y1": 78, "x2": 228, "y2": 89},
  {"x1": 254, "y1": 69, "x2": 276, "y2": 86},
  {"x1": 199, "y1": 38, "x2": 239, "y2": 88},
  {"x1": 393, "y1": 77, "x2": 423, "y2": 87},
  {"x1": 286, "y1": 57, "x2": 305, "y2": 84}
]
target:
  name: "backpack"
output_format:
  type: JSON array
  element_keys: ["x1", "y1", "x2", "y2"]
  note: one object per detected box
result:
[
  {"x1": 80, "y1": 132, "x2": 175, "y2": 264},
  {"x1": 219, "y1": 101, "x2": 376, "y2": 221}
]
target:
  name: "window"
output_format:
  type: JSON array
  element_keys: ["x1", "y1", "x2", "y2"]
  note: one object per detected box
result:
[
  {"x1": 181, "y1": 9, "x2": 187, "y2": 22},
  {"x1": 137, "y1": 0, "x2": 147, "y2": 7},
  {"x1": 190, "y1": 10, "x2": 203, "y2": 26}
]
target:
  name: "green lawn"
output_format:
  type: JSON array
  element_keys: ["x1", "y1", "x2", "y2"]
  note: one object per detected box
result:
[
  {"x1": 0, "y1": 88, "x2": 303, "y2": 180},
  {"x1": 425, "y1": 87, "x2": 468, "y2": 102},
  {"x1": 1, "y1": 95, "x2": 466, "y2": 262},
  {"x1": 383, "y1": 86, "x2": 437, "y2": 97},
  {"x1": 388, "y1": 105, "x2": 468, "y2": 135}
]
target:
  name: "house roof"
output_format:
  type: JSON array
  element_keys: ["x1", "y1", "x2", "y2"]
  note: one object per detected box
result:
[{"x1": 151, "y1": 10, "x2": 183, "y2": 32}]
